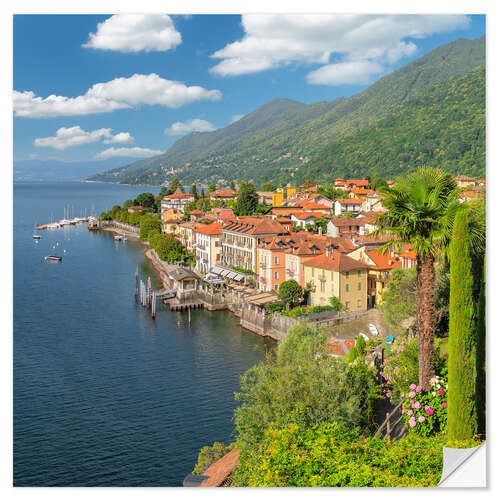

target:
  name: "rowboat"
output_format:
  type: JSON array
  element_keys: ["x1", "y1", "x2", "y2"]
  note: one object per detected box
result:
[{"x1": 44, "y1": 255, "x2": 63, "y2": 262}]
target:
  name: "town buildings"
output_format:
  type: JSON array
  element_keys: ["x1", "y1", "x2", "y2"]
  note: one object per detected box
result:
[
  {"x1": 161, "y1": 188, "x2": 195, "y2": 213},
  {"x1": 194, "y1": 223, "x2": 223, "y2": 274}
]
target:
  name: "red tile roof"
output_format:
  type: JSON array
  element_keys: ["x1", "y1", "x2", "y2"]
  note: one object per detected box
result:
[
  {"x1": 336, "y1": 198, "x2": 364, "y2": 205},
  {"x1": 165, "y1": 193, "x2": 194, "y2": 199},
  {"x1": 190, "y1": 209, "x2": 204, "y2": 214},
  {"x1": 291, "y1": 211, "x2": 317, "y2": 220},
  {"x1": 209, "y1": 189, "x2": 238, "y2": 198},
  {"x1": 194, "y1": 222, "x2": 223, "y2": 235},
  {"x1": 346, "y1": 179, "x2": 369, "y2": 187},
  {"x1": 350, "y1": 188, "x2": 375, "y2": 196},
  {"x1": 365, "y1": 250, "x2": 402, "y2": 270},
  {"x1": 304, "y1": 251, "x2": 370, "y2": 272}
]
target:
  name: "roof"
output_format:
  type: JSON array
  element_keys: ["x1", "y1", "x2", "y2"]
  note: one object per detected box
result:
[
  {"x1": 350, "y1": 188, "x2": 375, "y2": 195},
  {"x1": 365, "y1": 249, "x2": 402, "y2": 270},
  {"x1": 258, "y1": 233, "x2": 357, "y2": 255},
  {"x1": 190, "y1": 209, "x2": 204, "y2": 214},
  {"x1": 194, "y1": 222, "x2": 223, "y2": 235},
  {"x1": 328, "y1": 339, "x2": 356, "y2": 356},
  {"x1": 455, "y1": 175, "x2": 476, "y2": 181},
  {"x1": 303, "y1": 251, "x2": 370, "y2": 272},
  {"x1": 329, "y1": 216, "x2": 367, "y2": 227},
  {"x1": 209, "y1": 188, "x2": 238, "y2": 198},
  {"x1": 301, "y1": 201, "x2": 330, "y2": 210},
  {"x1": 223, "y1": 217, "x2": 285, "y2": 235},
  {"x1": 399, "y1": 250, "x2": 417, "y2": 259},
  {"x1": 291, "y1": 211, "x2": 317, "y2": 220},
  {"x1": 346, "y1": 179, "x2": 369, "y2": 187},
  {"x1": 336, "y1": 198, "x2": 364, "y2": 205},
  {"x1": 164, "y1": 193, "x2": 194, "y2": 199}
]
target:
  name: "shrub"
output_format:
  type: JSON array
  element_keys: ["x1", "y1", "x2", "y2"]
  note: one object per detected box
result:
[
  {"x1": 401, "y1": 375, "x2": 448, "y2": 437},
  {"x1": 192, "y1": 441, "x2": 237, "y2": 475},
  {"x1": 380, "y1": 331, "x2": 444, "y2": 403},
  {"x1": 278, "y1": 279, "x2": 303, "y2": 308},
  {"x1": 329, "y1": 296, "x2": 343, "y2": 311},
  {"x1": 346, "y1": 335, "x2": 367, "y2": 363},
  {"x1": 233, "y1": 422, "x2": 481, "y2": 487},
  {"x1": 267, "y1": 301, "x2": 285, "y2": 313}
]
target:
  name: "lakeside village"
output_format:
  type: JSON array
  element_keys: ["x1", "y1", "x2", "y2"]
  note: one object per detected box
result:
[{"x1": 89, "y1": 169, "x2": 485, "y2": 486}]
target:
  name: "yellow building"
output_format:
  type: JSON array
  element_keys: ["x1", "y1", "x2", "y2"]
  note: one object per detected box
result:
[
  {"x1": 348, "y1": 246, "x2": 402, "y2": 307},
  {"x1": 161, "y1": 208, "x2": 183, "y2": 224},
  {"x1": 179, "y1": 222, "x2": 195, "y2": 252},
  {"x1": 303, "y1": 250, "x2": 370, "y2": 312}
]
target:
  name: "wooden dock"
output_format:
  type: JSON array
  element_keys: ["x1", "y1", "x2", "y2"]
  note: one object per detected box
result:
[{"x1": 165, "y1": 299, "x2": 204, "y2": 311}]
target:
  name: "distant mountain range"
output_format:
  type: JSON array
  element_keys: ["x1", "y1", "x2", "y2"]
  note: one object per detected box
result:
[
  {"x1": 89, "y1": 35, "x2": 485, "y2": 187},
  {"x1": 14, "y1": 158, "x2": 144, "y2": 182}
]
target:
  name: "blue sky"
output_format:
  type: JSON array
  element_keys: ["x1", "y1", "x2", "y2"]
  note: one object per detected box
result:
[{"x1": 13, "y1": 14, "x2": 485, "y2": 162}]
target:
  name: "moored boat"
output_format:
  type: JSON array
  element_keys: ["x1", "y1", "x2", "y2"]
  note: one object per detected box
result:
[
  {"x1": 45, "y1": 255, "x2": 63, "y2": 262},
  {"x1": 32, "y1": 234, "x2": 41, "y2": 240}
]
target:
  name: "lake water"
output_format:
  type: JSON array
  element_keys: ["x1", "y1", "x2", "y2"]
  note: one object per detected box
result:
[{"x1": 13, "y1": 182, "x2": 273, "y2": 486}]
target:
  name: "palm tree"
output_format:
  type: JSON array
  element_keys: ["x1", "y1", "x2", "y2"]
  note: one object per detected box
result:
[{"x1": 375, "y1": 167, "x2": 480, "y2": 390}]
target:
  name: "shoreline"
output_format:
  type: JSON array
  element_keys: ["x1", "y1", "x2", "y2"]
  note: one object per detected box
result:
[{"x1": 100, "y1": 225, "x2": 140, "y2": 240}]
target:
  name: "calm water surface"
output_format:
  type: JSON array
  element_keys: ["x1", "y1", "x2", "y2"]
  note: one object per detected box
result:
[{"x1": 14, "y1": 182, "x2": 273, "y2": 486}]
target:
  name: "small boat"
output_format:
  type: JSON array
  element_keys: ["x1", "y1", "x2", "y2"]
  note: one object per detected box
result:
[
  {"x1": 114, "y1": 235, "x2": 123, "y2": 241},
  {"x1": 45, "y1": 255, "x2": 63, "y2": 262},
  {"x1": 32, "y1": 234, "x2": 41, "y2": 240}
]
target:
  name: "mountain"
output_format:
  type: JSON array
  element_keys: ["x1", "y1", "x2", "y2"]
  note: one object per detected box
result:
[
  {"x1": 296, "y1": 64, "x2": 485, "y2": 182},
  {"x1": 89, "y1": 35, "x2": 485, "y2": 186},
  {"x1": 14, "y1": 158, "x2": 143, "y2": 182}
]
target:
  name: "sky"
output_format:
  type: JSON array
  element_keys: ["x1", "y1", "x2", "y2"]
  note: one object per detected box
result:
[{"x1": 13, "y1": 14, "x2": 485, "y2": 163}]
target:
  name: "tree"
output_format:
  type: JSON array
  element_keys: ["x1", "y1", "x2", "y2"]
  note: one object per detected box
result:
[
  {"x1": 158, "y1": 186, "x2": 169, "y2": 198},
  {"x1": 167, "y1": 178, "x2": 183, "y2": 194},
  {"x1": 234, "y1": 180, "x2": 258, "y2": 216},
  {"x1": 230, "y1": 179, "x2": 236, "y2": 191},
  {"x1": 123, "y1": 199, "x2": 135, "y2": 209},
  {"x1": 190, "y1": 183, "x2": 198, "y2": 200},
  {"x1": 208, "y1": 182, "x2": 217, "y2": 193},
  {"x1": 260, "y1": 182, "x2": 276, "y2": 192},
  {"x1": 376, "y1": 167, "x2": 469, "y2": 390},
  {"x1": 347, "y1": 335, "x2": 367, "y2": 363},
  {"x1": 448, "y1": 208, "x2": 477, "y2": 440},
  {"x1": 329, "y1": 296, "x2": 342, "y2": 311},
  {"x1": 278, "y1": 280, "x2": 302, "y2": 309},
  {"x1": 139, "y1": 214, "x2": 161, "y2": 241},
  {"x1": 379, "y1": 267, "x2": 417, "y2": 336},
  {"x1": 475, "y1": 256, "x2": 486, "y2": 438},
  {"x1": 134, "y1": 192, "x2": 155, "y2": 208}
]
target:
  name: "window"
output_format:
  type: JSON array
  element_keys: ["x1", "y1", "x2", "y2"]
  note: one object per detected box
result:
[
  {"x1": 274, "y1": 271, "x2": 279, "y2": 280},
  {"x1": 274, "y1": 256, "x2": 279, "y2": 265},
  {"x1": 311, "y1": 268, "x2": 315, "y2": 277},
  {"x1": 345, "y1": 301, "x2": 349, "y2": 310},
  {"x1": 346, "y1": 271, "x2": 349, "y2": 278},
  {"x1": 358, "y1": 270, "x2": 361, "y2": 277},
  {"x1": 357, "y1": 282, "x2": 361, "y2": 291},
  {"x1": 346, "y1": 283, "x2": 349, "y2": 292},
  {"x1": 274, "y1": 284, "x2": 279, "y2": 291},
  {"x1": 357, "y1": 299, "x2": 361, "y2": 308}
]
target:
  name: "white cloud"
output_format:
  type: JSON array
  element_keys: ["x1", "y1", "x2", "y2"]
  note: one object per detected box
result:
[
  {"x1": 96, "y1": 147, "x2": 164, "y2": 159},
  {"x1": 102, "y1": 132, "x2": 134, "y2": 144},
  {"x1": 14, "y1": 74, "x2": 222, "y2": 118},
  {"x1": 210, "y1": 14, "x2": 470, "y2": 85},
  {"x1": 83, "y1": 14, "x2": 181, "y2": 53},
  {"x1": 307, "y1": 60, "x2": 384, "y2": 86},
  {"x1": 230, "y1": 114, "x2": 245, "y2": 124},
  {"x1": 33, "y1": 126, "x2": 134, "y2": 150},
  {"x1": 165, "y1": 118, "x2": 216, "y2": 136}
]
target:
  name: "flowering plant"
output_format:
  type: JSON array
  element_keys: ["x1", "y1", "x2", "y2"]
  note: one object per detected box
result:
[{"x1": 401, "y1": 376, "x2": 448, "y2": 437}]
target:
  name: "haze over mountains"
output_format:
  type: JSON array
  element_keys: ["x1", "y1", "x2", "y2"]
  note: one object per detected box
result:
[{"x1": 88, "y1": 35, "x2": 485, "y2": 187}]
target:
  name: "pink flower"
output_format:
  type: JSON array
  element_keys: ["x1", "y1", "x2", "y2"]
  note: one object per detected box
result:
[
  {"x1": 418, "y1": 416, "x2": 426, "y2": 423},
  {"x1": 409, "y1": 417, "x2": 416, "y2": 428},
  {"x1": 416, "y1": 386, "x2": 422, "y2": 392},
  {"x1": 410, "y1": 399, "x2": 414, "y2": 405},
  {"x1": 410, "y1": 383, "x2": 417, "y2": 390},
  {"x1": 438, "y1": 389, "x2": 445, "y2": 396},
  {"x1": 414, "y1": 402, "x2": 421, "y2": 409},
  {"x1": 407, "y1": 410, "x2": 413, "y2": 416},
  {"x1": 425, "y1": 405, "x2": 430, "y2": 410},
  {"x1": 442, "y1": 402, "x2": 447, "y2": 407},
  {"x1": 402, "y1": 408, "x2": 405, "y2": 414},
  {"x1": 409, "y1": 391, "x2": 416, "y2": 398},
  {"x1": 426, "y1": 408, "x2": 434, "y2": 416}
]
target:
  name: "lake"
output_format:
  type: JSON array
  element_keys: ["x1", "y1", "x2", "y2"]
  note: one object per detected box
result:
[{"x1": 13, "y1": 182, "x2": 273, "y2": 486}]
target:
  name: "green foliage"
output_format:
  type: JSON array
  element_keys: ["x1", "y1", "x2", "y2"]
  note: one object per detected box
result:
[
  {"x1": 139, "y1": 214, "x2": 161, "y2": 242},
  {"x1": 207, "y1": 182, "x2": 216, "y2": 192},
  {"x1": 260, "y1": 182, "x2": 275, "y2": 192},
  {"x1": 128, "y1": 212, "x2": 141, "y2": 226},
  {"x1": 232, "y1": 266, "x2": 254, "y2": 275},
  {"x1": 233, "y1": 422, "x2": 481, "y2": 487},
  {"x1": 304, "y1": 65, "x2": 485, "y2": 181},
  {"x1": 230, "y1": 179, "x2": 236, "y2": 191},
  {"x1": 448, "y1": 209, "x2": 477, "y2": 440},
  {"x1": 316, "y1": 184, "x2": 346, "y2": 201},
  {"x1": 381, "y1": 332, "x2": 445, "y2": 403},
  {"x1": 379, "y1": 267, "x2": 417, "y2": 335},
  {"x1": 475, "y1": 256, "x2": 486, "y2": 437},
  {"x1": 123, "y1": 199, "x2": 135, "y2": 209},
  {"x1": 346, "y1": 335, "x2": 367, "y2": 363},
  {"x1": 402, "y1": 376, "x2": 448, "y2": 437},
  {"x1": 190, "y1": 183, "x2": 198, "y2": 200},
  {"x1": 233, "y1": 322, "x2": 380, "y2": 465},
  {"x1": 234, "y1": 180, "x2": 259, "y2": 216},
  {"x1": 167, "y1": 177, "x2": 183, "y2": 194},
  {"x1": 151, "y1": 233, "x2": 188, "y2": 262},
  {"x1": 277, "y1": 279, "x2": 302, "y2": 307},
  {"x1": 90, "y1": 37, "x2": 485, "y2": 186},
  {"x1": 134, "y1": 192, "x2": 155, "y2": 208},
  {"x1": 329, "y1": 296, "x2": 342, "y2": 311},
  {"x1": 192, "y1": 442, "x2": 238, "y2": 475},
  {"x1": 266, "y1": 301, "x2": 285, "y2": 313}
]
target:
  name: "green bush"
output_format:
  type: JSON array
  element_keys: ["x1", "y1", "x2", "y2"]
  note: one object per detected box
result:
[
  {"x1": 192, "y1": 441, "x2": 237, "y2": 475},
  {"x1": 232, "y1": 322, "x2": 380, "y2": 486},
  {"x1": 233, "y1": 422, "x2": 481, "y2": 487},
  {"x1": 346, "y1": 335, "x2": 367, "y2": 363},
  {"x1": 267, "y1": 301, "x2": 285, "y2": 313}
]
